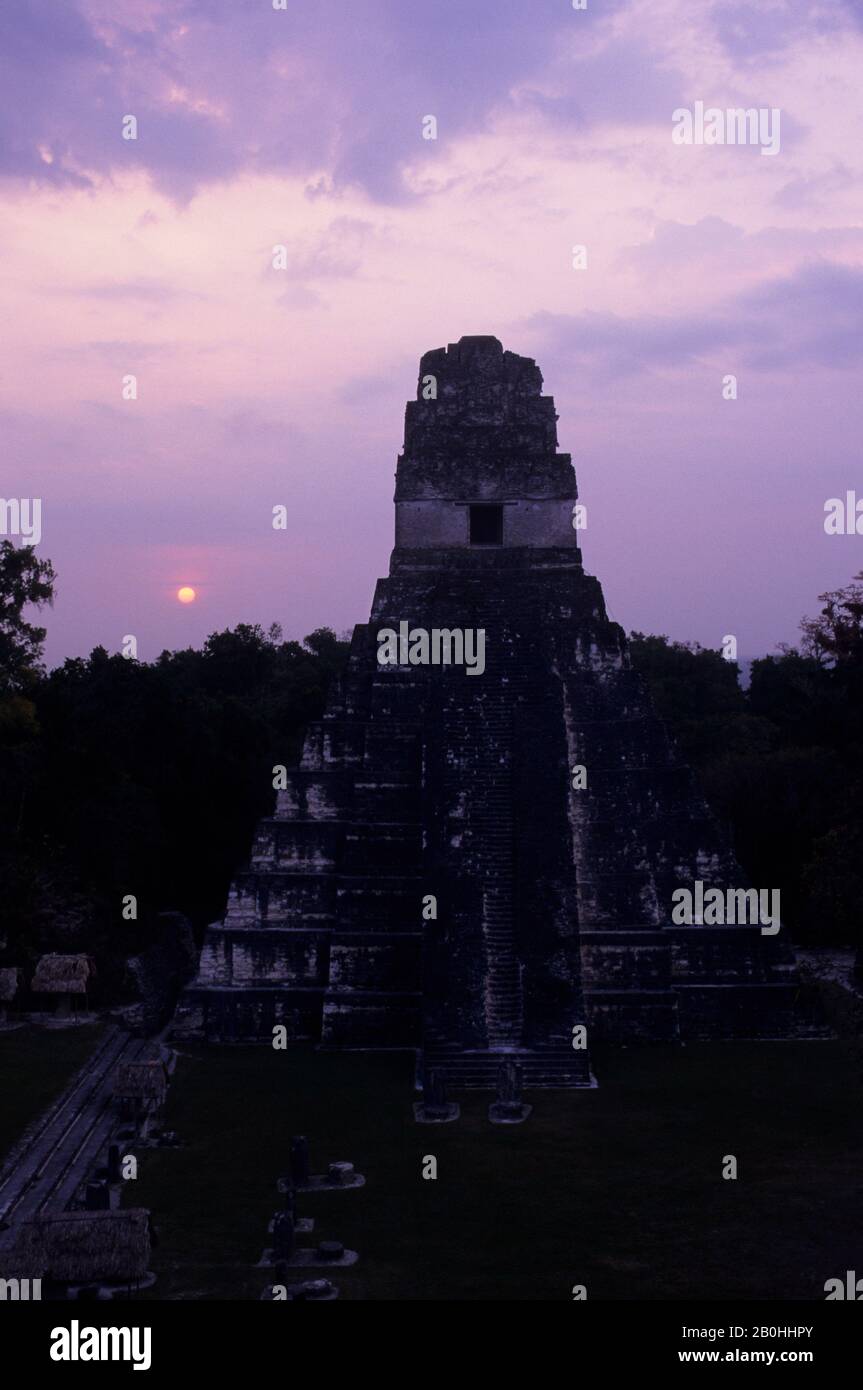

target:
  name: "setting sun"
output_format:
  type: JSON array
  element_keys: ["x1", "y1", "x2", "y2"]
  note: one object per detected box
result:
[{"x1": 177, "y1": 586, "x2": 197, "y2": 604}]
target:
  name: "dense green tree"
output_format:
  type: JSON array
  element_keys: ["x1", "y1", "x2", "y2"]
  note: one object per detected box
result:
[
  {"x1": 800, "y1": 571, "x2": 863, "y2": 666},
  {"x1": 627, "y1": 633, "x2": 773, "y2": 771},
  {"x1": 0, "y1": 541, "x2": 56, "y2": 698},
  {"x1": 801, "y1": 822, "x2": 863, "y2": 945},
  {"x1": 629, "y1": 588, "x2": 863, "y2": 947},
  {"x1": 0, "y1": 621, "x2": 350, "y2": 997}
]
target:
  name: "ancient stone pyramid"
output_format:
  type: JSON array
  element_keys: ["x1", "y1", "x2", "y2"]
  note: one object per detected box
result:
[{"x1": 177, "y1": 336, "x2": 799, "y2": 1085}]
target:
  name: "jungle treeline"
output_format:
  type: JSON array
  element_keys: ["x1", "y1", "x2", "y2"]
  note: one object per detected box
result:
[{"x1": 1, "y1": 541, "x2": 860, "y2": 998}]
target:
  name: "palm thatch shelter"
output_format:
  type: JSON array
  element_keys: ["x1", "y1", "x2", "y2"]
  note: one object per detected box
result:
[
  {"x1": 0, "y1": 1209, "x2": 151, "y2": 1288},
  {"x1": 0, "y1": 966, "x2": 21, "y2": 1024},
  {"x1": 31, "y1": 954, "x2": 96, "y2": 1016},
  {"x1": 113, "y1": 1060, "x2": 168, "y2": 1137}
]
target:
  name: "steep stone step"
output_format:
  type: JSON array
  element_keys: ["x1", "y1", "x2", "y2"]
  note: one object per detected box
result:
[{"x1": 424, "y1": 1049, "x2": 592, "y2": 1089}]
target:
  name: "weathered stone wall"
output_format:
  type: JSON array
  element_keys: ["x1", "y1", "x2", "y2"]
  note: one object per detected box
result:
[
  {"x1": 176, "y1": 335, "x2": 800, "y2": 1072},
  {"x1": 395, "y1": 498, "x2": 579, "y2": 549}
]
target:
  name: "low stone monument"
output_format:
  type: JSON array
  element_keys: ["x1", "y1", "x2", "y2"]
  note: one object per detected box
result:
[
  {"x1": 261, "y1": 1276, "x2": 339, "y2": 1301},
  {"x1": 0, "y1": 967, "x2": 22, "y2": 1027},
  {"x1": 84, "y1": 1181, "x2": 111, "y2": 1212},
  {"x1": 107, "y1": 1144, "x2": 122, "y2": 1184},
  {"x1": 414, "y1": 1067, "x2": 459, "y2": 1124},
  {"x1": 273, "y1": 1182, "x2": 313, "y2": 1234},
  {"x1": 258, "y1": 1223, "x2": 358, "y2": 1270},
  {"x1": 272, "y1": 1211, "x2": 294, "y2": 1262},
  {"x1": 280, "y1": 1135, "x2": 365, "y2": 1192},
  {"x1": 285, "y1": 1278, "x2": 339, "y2": 1300},
  {"x1": 289, "y1": 1135, "x2": 309, "y2": 1187},
  {"x1": 489, "y1": 1058, "x2": 532, "y2": 1124}
]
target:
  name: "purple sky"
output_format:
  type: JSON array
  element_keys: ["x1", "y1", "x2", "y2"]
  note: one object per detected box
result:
[{"x1": 3, "y1": 0, "x2": 863, "y2": 667}]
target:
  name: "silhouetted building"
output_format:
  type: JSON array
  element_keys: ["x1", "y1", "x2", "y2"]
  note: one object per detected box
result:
[{"x1": 177, "y1": 337, "x2": 798, "y2": 1083}]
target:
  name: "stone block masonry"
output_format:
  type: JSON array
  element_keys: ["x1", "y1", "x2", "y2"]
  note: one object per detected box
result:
[{"x1": 175, "y1": 336, "x2": 800, "y2": 1084}]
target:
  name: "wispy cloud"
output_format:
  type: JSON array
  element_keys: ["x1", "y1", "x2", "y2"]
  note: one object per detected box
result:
[{"x1": 2, "y1": 0, "x2": 863, "y2": 665}]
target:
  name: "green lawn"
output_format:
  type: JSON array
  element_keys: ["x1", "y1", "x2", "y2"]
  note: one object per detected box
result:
[
  {"x1": 0, "y1": 1023, "x2": 105, "y2": 1165},
  {"x1": 133, "y1": 1039, "x2": 862, "y2": 1301}
]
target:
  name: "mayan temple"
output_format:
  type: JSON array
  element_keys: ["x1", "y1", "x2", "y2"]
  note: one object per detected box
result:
[{"x1": 176, "y1": 336, "x2": 799, "y2": 1084}]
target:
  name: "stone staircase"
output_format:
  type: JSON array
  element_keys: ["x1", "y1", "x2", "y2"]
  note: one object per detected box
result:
[
  {"x1": 475, "y1": 675, "x2": 522, "y2": 1048},
  {"x1": 424, "y1": 1046, "x2": 590, "y2": 1089}
]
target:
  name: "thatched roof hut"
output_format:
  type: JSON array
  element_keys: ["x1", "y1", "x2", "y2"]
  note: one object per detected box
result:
[
  {"x1": 31, "y1": 954, "x2": 96, "y2": 995},
  {"x1": 113, "y1": 1060, "x2": 168, "y2": 1105},
  {"x1": 0, "y1": 1209, "x2": 151, "y2": 1284},
  {"x1": 0, "y1": 967, "x2": 21, "y2": 1003}
]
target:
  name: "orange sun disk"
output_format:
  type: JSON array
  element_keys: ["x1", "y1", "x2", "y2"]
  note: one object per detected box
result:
[{"x1": 177, "y1": 586, "x2": 197, "y2": 604}]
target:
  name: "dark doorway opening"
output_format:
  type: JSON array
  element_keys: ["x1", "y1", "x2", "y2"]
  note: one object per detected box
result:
[{"x1": 469, "y1": 504, "x2": 503, "y2": 545}]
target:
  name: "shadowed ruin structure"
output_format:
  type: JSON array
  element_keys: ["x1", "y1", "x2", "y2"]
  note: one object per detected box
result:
[
  {"x1": 113, "y1": 1060, "x2": 169, "y2": 1138},
  {"x1": 177, "y1": 336, "x2": 799, "y2": 1084},
  {"x1": 0, "y1": 967, "x2": 21, "y2": 1025},
  {"x1": 31, "y1": 954, "x2": 96, "y2": 1018},
  {"x1": 0, "y1": 1209, "x2": 152, "y2": 1291}
]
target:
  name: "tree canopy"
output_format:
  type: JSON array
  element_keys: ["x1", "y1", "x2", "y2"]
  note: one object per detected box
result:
[
  {"x1": 0, "y1": 540, "x2": 56, "y2": 698},
  {"x1": 2, "y1": 554, "x2": 860, "y2": 999},
  {"x1": 629, "y1": 574, "x2": 863, "y2": 947},
  {"x1": 0, "y1": 618, "x2": 350, "y2": 997}
]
